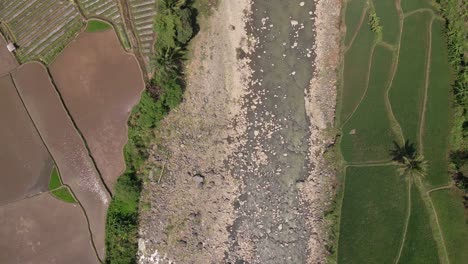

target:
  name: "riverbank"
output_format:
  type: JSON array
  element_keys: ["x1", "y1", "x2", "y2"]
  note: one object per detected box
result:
[
  {"x1": 138, "y1": 0, "x2": 341, "y2": 263},
  {"x1": 138, "y1": 0, "x2": 252, "y2": 262}
]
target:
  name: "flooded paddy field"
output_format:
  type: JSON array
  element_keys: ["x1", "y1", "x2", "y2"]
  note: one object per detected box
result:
[
  {"x1": 0, "y1": 193, "x2": 98, "y2": 264},
  {"x1": 12, "y1": 62, "x2": 110, "y2": 259},
  {"x1": 49, "y1": 29, "x2": 145, "y2": 191},
  {"x1": 0, "y1": 74, "x2": 53, "y2": 204}
]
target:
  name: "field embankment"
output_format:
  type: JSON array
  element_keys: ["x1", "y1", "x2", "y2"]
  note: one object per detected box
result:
[{"x1": 336, "y1": 0, "x2": 468, "y2": 263}]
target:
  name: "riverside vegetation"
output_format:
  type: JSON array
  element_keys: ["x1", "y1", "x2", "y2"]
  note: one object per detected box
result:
[{"x1": 104, "y1": 0, "x2": 205, "y2": 263}]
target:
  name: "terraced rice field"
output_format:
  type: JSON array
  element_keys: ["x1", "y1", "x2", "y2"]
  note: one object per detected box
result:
[
  {"x1": 337, "y1": 0, "x2": 468, "y2": 263},
  {"x1": 49, "y1": 29, "x2": 145, "y2": 192},
  {"x1": 12, "y1": 62, "x2": 110, "y2": 260},
  {"x1": 76, "y1": 0, "x2": 130, "y2": 49},
  {"x1": 0, "y1": 74, "x2": 53, "y2": 204},
  {"x1": 0, "y1": 34, "x2": 18, "y2": 75},
  {"x1": 128, "y1": 0, "x2": 156, "y2": 58},
  {"x1": 0, "y1": 0, "x2": 84, "y2": 63},
  {"x1": 0, "y1": 193, "x2": 98, "y2": 263}
]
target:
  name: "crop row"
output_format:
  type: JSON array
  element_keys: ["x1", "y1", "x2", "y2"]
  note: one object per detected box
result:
[
  {"x1": 77, "y1": 0, "x2": 131, "y2": 49},
  {"x1": 0, "y1": 0, "x2": 84, "y2": 63},
  {"x1": 129, "y1": 0, "x2": 156, "y2": 55}
]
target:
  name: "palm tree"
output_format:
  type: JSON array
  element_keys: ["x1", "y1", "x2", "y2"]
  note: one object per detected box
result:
[
  {"x1": 390, "y1": 140, "x2": 427, "y2": 181},
  {"x1": 390, "y1": 140, "x2": 416, "y2": 163},
  {"x1": 396, "y1": 155, "x2": 428, "y2": 181},
  {"x1": 151, "y1": 46, "x2": 185, "y2": 79}
]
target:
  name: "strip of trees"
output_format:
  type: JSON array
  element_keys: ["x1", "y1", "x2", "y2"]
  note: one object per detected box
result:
[
  {"x1": 105, "y1": 0, "x2": 197, "y2": 263},
  {"x1": 437, "y1": 0, "x2": 468, "y2": 208}
]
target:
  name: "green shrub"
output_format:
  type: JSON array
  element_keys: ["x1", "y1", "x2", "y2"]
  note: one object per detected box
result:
[{"x1": 106, "y1": 1, "x2": 198, "y2": 262}]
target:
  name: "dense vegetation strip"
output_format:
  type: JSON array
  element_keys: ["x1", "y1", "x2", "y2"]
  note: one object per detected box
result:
[
  {"x1": 437, "y1": 0, "x2": 468, "y2": 202},
  {"x1": 105, "y1": 0, "x2": 201, "y2": 263}
]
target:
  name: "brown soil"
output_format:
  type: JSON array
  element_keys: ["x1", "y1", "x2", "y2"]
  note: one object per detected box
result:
[
  {"x1": 0, "y1": 74, "x2": 53, "y2": 204},
  {"x1": 12, "y1": 62, "x2": 110, "y2": 260},
  {"x1": 49, "y1": 29, "x2": 145, "y2": 192},
  {"x1": 0, "y1": 193, "x2": 99, "y2": 264},
  {"x1": 0, "y1": 34, "x2": 18, "y2": 76}
]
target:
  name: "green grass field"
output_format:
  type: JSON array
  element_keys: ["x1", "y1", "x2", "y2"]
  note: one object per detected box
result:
[
  {"x1": 51, "y1": 187, "x2": 76, "y2": 203},
  {"x1": 430, "y1": 189, "x2": 468, "y2": 264},
  {"x1": 422, "y1": 19, "x2": 452, "y2": 187},
  {"x1": 48, "y1": 166, "x2": 61, "y2": 190},
  {"x1": 336, "y1": 0, "x2": 467, "y2": 263},
  {"x1": 373, "y1": 0, "x2": 400, "y2": 45},
  {"x1": 344, "y1": 0, "x2": 368, "y2": 46},
  {"x1": 341, "y1": 45, "x2": 395, "y2": 162},
  {"x1": 338, "y1": 165, "x2": 407, "y2": 264},
  {"x1": 398, "y1": 185, "x2": 440, "y2": 264},
  {"x1": 340, "y1": 19, "x2": 375, "y2": 124},
  {"x1": 389, "y1": 12, "x2": 431, "y2": 143},
  {"x1": 86, "y1": 19, "x2": 112, "y2": 32},
  {"x1": 48, "y1": 166, "x2": 76, "y2": 203}
]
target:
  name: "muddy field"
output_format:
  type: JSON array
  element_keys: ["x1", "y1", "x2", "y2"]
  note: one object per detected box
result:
[
  {"x1": 0, "y1": 74, "x2": 53, "y2": 204},
  {"x1": 12, "y1": 62, "x2": 110, "y2": 260},
  {"x1": 0, "y1": 34, "x2": 18, "y2": 75},
  {"x1": 0, "y1": 193, "x2": 98, "y2": 264},
  {"x1": 49, "y1": 29, "x2": 145, "y2": 191}
]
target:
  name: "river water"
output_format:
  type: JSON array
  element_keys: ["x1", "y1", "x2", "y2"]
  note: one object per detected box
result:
[{"x1": 226, "y1": 0, "x2": 317, "y2": 263}]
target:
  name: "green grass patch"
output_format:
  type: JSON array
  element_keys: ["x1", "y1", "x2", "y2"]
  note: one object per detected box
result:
[
  {"x1": 422, "y1": 20, "x2": 453, "y2": 187},
  {"x1": 340, "y1": 18, "x2": 375, "y2": 124},
  {"x1": 401, "y1": 0, "x2": 437, "y2": 14},
  {"x1": 51, "y1": 186, "x2": 76, "y2": 203},
  {"x1": 341, "y1": 45, "x2": 395, "y2": 162},
  {"x1": 338, "y1": 165, "x2": 408, "y2": 264},
  {"x1": 430, "y1": 189, "x2": 468, "y2": 264},
  {"x1": 389, "y1": 12, "x2": 432, "y2": 143},
  {"x1": 399, "y1": 184, "x2": 440, "y2": 264},
  {"x1": 86, "y1": 19, "x2": 112, "y2": 32},
  {"x1": 48, "y1": 166, "x2": 61, "y2": 190},
  {"x1": 373, "y1": 0, "x2": 400, "y2": 44},
  {"x1": 344, "y1": 0, "x2": 368, "y2": 46}
]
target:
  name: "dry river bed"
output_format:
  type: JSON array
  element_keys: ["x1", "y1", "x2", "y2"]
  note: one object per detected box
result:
[{"x1": 139, "y1": 0, "x2": 341, "y2": 263}]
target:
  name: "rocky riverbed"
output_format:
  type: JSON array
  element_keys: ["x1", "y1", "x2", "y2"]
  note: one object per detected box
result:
[{"x1": 138, "y1": 0, "x2": 341, "y2": 263}]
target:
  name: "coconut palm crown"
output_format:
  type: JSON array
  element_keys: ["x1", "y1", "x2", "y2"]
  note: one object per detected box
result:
[{"x1": 390, "y1": 140, "x2": 428, "y2": 181}]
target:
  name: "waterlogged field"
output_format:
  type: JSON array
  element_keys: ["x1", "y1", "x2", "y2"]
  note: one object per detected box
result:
[
  {"x1": 50, "y1": 29, "x2": 144, "y2": 191},
  {"x1": 337, "y1": 0, "x2": 468, "y2": 263}
]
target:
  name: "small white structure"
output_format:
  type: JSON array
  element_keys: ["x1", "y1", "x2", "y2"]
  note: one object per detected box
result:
[{"x1": 6, "y1": 43, "x2": 15, "y2": 52}]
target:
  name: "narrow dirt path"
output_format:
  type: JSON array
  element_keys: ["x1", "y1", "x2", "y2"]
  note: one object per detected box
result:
[
  {"x1": 118, "y1": 0, "x2": 148, "y2": 77},
  {"x1": 394, "y1": 181, "x2": 412, "y2": 264},
  {"x1": 418, "y1": 17, "x2": 434, "y2": 151},
  {"x1": 344, "y1": 6, "x2": 370, "y2": 53}
]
